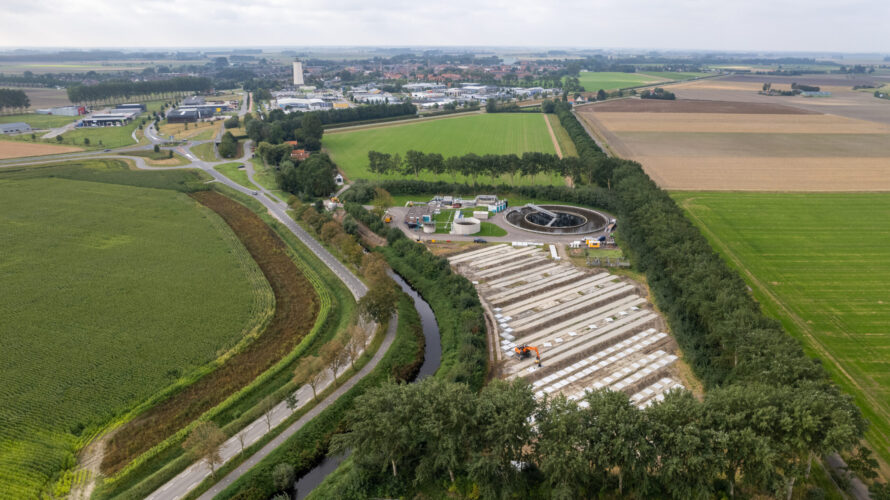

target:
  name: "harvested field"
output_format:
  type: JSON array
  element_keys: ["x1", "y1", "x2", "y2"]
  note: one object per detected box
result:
[
  {"x1": 21, "y1": 87, "x2": 73, "y2": 109},
  {"x1": 0, "y1": 140, "x2": 82, "y2": 159},
  {"x1": 580, "y1": 98, "x2": 816, "y2": 114},
  {"x1": 592, "y1": 112, "x2": 890, "y2": 134},
  {"x1": 449, "y1": 244, "x2": 687, "y2": 408},
  {"x1": 577, "y1": 81, "x2": 890, "y2": 191},
  {"x1": 101, "y1": 191, "x2": 320, "y2": 474}
]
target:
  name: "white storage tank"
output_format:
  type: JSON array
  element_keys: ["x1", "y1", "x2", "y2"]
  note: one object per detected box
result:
[{"x1": 451, "y1": 217, "x2": 481, "y2": 235}]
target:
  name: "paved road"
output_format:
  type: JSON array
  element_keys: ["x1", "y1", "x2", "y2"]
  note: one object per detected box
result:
[
  {"x1": 194, "y1": 314, "x2": 396, "y2": 500},
  {"x1": 147, "y1": 316, "x2": 395, "y2": 500}
]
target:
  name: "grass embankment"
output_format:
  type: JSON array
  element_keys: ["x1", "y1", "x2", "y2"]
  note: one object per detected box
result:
[
  {"x1": 547, "y1": 113, "x2": 578, "y2": 157},
  {"x1": 99, "y1": 191, "x2": 321, "y2": 475},
  {"x1": 674, "y1": 191, "x2": 890, "y2": 473},
  {"x1": 323, "y1": 113, "x2": 559, "y2": 185},
  {"x1": 0, "y1": 161, "x2": 270, "y2": 499},
  {"x1": 211, "y1": 294, "x2": 424, "y2": 500},
  {"x1": 93, "y1": 184, "x2": 356, "y2": 500},
  {"x1": 191, "y1": 141, "x2": 218, "y2": 162}
]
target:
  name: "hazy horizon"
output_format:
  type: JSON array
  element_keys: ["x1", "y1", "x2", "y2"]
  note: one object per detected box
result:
[{"x1": 1, "y1": 0, "x2": 888, "y2": 53}]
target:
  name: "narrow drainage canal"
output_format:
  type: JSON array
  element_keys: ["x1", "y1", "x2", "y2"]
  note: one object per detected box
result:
[{"x1": 293, "y1": 271, "x2": 441, "y2": 499}]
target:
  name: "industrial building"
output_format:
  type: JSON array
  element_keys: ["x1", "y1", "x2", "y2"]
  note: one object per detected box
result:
[
  {"x1": 78, "y1": 112, "x2": 138, "y2": 127},
  {"x1": 166, "y1": 109, "x2": 201, "y2": 123},
  {"x1": 0, "y1": 122, "x2": 31, "y2": 134}
]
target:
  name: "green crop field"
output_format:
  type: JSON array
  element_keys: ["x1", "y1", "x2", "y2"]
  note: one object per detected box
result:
[
  {"x1": 575, "y1": 72, "x2": 661, "y2": 91},
  {"x1": 323, "y1": 113, "x2": 560, "y2": 185},
  {"x1": 674, "y1": 192, "x2": 890, "y2": 472},
  {"x1": 0, "y1": 173, "x2": 273, "y2": 498},
  {"x1": 575, "y1": 71, "x2": 708, "y2": 92}
]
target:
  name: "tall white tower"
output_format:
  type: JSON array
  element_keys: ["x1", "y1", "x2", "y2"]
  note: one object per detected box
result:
[{"x1": 292, "y1": 62, "x2": 304, "y2": 86}]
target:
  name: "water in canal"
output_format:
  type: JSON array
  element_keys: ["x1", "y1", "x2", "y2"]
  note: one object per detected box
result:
[{"x1": 293, "y1": 271, "x2": 441, "y2": 499}]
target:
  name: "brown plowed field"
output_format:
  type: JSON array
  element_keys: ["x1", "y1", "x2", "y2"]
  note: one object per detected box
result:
[
  {"x1": 576, "y1": 79, "x2": 890, "y2": 191},
  {"x1": 0, "y1": 141, "x2": 82, "y2": 159},
  {"x1": 101, "y1": 190, "x2": 320, "y2": 474},
  {"x1": 578, "y1": 98, "x2": 816, "y2": 114}
]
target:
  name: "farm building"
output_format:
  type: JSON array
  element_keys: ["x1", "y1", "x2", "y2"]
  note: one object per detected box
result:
[
  {"x1": 78, "y1": 112, "x2": 137, "y2": 127},
  {"x1": 0, "y1": 122, "x2": 32, "y2": 134}
]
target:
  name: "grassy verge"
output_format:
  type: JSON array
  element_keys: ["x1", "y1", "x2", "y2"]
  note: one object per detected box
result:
[
  {"x1": 211, "y1": 294, "x2": 423, "y2": 500},
  {"x1": 191, "y1": 142, "x2": 217, "y2": 162},
  {"x1": 214, "y1": 162, "x2": 253, "y2": 189}
]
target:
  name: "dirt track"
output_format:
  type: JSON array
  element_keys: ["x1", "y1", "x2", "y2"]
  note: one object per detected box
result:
[
  {"x1": 578, "y1": 98, "x2": 816, "y2": 114},
  {"x1": 0, "y1": 141, "x2": 82, "y2": 159}
]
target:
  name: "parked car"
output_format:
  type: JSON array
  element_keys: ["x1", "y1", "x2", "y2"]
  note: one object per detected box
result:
[
  {"x1": 473, "y1": 238, "x2": 487, "y2": 243},
  {"x1": 103, "y1": 149, "x2": 111, "y2": 152}
]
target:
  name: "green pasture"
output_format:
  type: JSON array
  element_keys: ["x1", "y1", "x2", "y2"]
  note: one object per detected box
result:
[
  {"x1": 0, "y1": 169, "x2": 272, "y2": 498},
  {"x1": 0, "y1": 113, "x2": 77, "y2": 129},
  {"x1": 575, "y1": 72, "x2": 661, "y2": 91},
  {"x1": 322, "y1": 113, "x2": 561, "y2": 185},
  {"x1": 674, "y1": 192, "x2": 890, "y2": 471}
]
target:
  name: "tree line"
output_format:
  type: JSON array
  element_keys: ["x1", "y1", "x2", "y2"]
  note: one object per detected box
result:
[
  {"x1": 367, "y1": 149, "x2": 598, "y2": 186},
  {"x1": 640, "y1": 87, "x2": 676, "y2": 100},
  {"x1": 66, "y1": 77, "x2": 212, "y2": 105},
  {"x1": 0, "y1": 88, "x2": 30, "y2": 113}
]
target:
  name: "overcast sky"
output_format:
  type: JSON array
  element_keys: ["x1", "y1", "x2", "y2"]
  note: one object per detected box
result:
[{"x1": 1, "y1": 0, "x2": 887, "y2": 53}]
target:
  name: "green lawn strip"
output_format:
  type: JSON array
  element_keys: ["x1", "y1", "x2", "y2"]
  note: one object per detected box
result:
[
  {"x1": 546, "y1": 113, "x2": 578, "y2": 157},
  {"x1": 214, "y1": 162, "x2": 253, "y2": 189},
  {"x1": 191, "y1": 142, "x2": 218, "y2": 162},
  {"x1": 323, "y1": 113, "x2": 559, "y2": 185},
  {"x1": 210, "y1": 295, "x2": 423, "y2": 500},
  {"x1": 121, "y1": 150, "x2": 189, "y2": 166},
  {"x1": 387, "y1": 192, "x2": 590, "y2": 209},
  {"x1": 672, "y1": 191, "x2": 890, "y2": 471},
  {"x1": 93, "y1": 184, "x2": 356, "y2": 500},
  {"x1": 638, "y1": 71, "x2": 710, "y2": 81},
  {"x1": 0, "y1": 167, "x2": 270, "y2": 498},
  {"x1": 0, "y1": 113, "x2": 77, "y2": 129},
  {"x1": 190, "y1": 127, "x2": 219, "y2": 141}
]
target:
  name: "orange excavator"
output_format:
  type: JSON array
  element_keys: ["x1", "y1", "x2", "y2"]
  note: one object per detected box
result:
[{"x1": 514, "y1": 345, "x2": 541, "y2": 367}]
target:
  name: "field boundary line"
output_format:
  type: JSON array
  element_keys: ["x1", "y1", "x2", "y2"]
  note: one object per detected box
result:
[
  {"x1": 543, "y1": 113, "x2": 563, "y2": 159},
  {"x1": 679, "y1": 196, "x2": 890, "y2": 469}
]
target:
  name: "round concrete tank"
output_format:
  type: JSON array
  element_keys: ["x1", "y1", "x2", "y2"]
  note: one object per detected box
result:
[{"x1": 451, "y1": 217, "x2": 481, "y2": 235}]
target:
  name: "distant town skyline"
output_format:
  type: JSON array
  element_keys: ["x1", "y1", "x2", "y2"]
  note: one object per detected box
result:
[{"x1": 1, "y1": 0, "x2": 888, "y2": 53}]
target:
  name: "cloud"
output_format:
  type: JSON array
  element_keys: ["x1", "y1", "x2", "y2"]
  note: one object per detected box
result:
[{"x1": 0, "y1": 0, "x2": 887, "y2": 52}]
